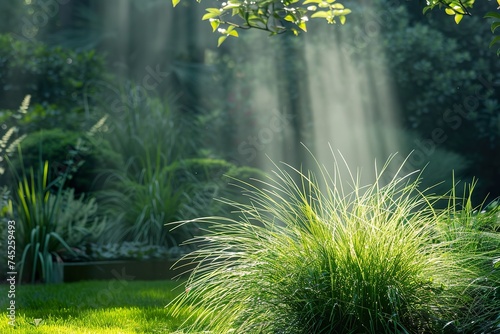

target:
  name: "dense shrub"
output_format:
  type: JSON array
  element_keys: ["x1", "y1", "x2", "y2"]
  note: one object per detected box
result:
[
  {"x1": 98, "y1": 157, "x2": 265, "y2": 247},
  {"x1": 95, "y1": 90, "x2": 266, "y2": 247},
  {"x1": 378, "y1": 3, "x2": 500, "y2": 200},
  {"x1": 0, "y1": 33, "x2": 105, "y2": 111},
  {"x1": 3, "y1": 128, "x2": 121, "y2": 195}
]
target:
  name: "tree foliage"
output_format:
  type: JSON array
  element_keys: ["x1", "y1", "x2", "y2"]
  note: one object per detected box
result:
[
  {"x1": 173, "y1": 0, "x2": 500, "y2": 50},
  {"x1": 172, "y1": 0, "x2": 352, "y2": 45}
]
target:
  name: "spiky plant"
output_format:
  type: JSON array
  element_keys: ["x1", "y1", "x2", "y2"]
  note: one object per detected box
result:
[{"x1": 167, "y1": 154, "x2": 492, "y2": 333}]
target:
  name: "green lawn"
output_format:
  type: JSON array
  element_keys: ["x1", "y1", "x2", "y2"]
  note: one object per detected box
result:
[{"x1": 0, "y1": 280, "x2": 190, "y2": 333}]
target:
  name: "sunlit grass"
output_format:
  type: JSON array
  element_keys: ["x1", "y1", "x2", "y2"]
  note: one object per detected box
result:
[
  {"x1": 168, "y1": 152, "x2": 500, "y2": 333},
  {"x1": 0, "y1": 280, "x2": 191, "y2": 333}
]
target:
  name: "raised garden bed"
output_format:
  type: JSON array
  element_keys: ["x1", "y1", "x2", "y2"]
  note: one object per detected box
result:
[{"x1": 53, "y1": 258, "x2": 195, "y2": 283}]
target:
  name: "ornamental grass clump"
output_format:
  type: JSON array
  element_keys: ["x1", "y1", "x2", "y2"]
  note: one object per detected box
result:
[{"x1": 168, "y1": 155, "x2": 495, "y2": 333}]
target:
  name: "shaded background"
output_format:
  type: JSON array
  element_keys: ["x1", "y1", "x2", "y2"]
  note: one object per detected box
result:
[{"x1": 1, "y1": 0, "x2": 499, "y2": 205}]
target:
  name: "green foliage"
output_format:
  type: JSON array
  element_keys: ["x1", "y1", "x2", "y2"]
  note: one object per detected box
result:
[
  {"x1": 433, "y1": 184, "x2": 500, "y2": 332},
  {"x1": 97, "y1": 91, "x2": 264, "y2": 247},
  {"x1": 485, "y1": 10, "x2": 500, "y2": 55},
  {"x1": 173, "y1": 159, "x2": 267, "y2": 220},
  {"x1": 423, "y1": 0, "x2": 475, "y2": 24},
  {"x1": 173, "y1": 0, "x2": 351, "y2": 44},
  {"x1": 51, "y1": 188, "x2": 106, "y2": 247},
  {"x1": 3, "y1": 99, "x2": 109, "y2": 283},
  {"x1": 382, "y1": 9, "x2": 474, "y2": 121},
  {"x1": 98, "y1": 163, "x2": 198, "y2": 246},
  {"x1": 0, "y1": 95, "x2": 30, "y2": 176},
  {"x1": 172, "y1": 0, "x2": 500, "y2": 47},
  {"x1": 96, "y1": 94, "x2": 210, "y2": 246},
  {"x1": 0, "y1": 34, "x2": 105, "y2": 111},
  {"x1": 99, "y1": 157, "x2": 265, "y2": 247},
  {"x1": 0, "y1": 186, "x2": 12, "y2": 280},
  {"x1": 8, "y1": 158, "x2": 71, "y2": 282},
  {"x1": 4, "y1": 128, "x2": 122, "y2": 195},
  {"x1": 364, "y1": 2, "x2": 500, "y2": 199},
  {"x1": 169, "y1": 154, "x2": 499, "y2": 333},
  {"x1": 102, "y1": 93, "x2": 199, "y2": 178}
]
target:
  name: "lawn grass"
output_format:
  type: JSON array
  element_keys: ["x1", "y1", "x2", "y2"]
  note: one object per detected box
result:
[{"x1": 0, "y1": 280, "x2": 190, "y2": 333}]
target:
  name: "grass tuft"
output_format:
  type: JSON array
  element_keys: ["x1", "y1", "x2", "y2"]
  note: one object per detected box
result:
[{"x1": 168, "y1": 153, "x2": 499, "y2": 333}]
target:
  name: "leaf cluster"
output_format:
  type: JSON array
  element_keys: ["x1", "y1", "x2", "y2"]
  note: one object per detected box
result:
[
  {"x1": 173, "y1": 0, "x2": 351, "y2": 45},
  {"x1": 423, "y1": 0, "x2": 475, "y2": 24},
  {"x1": 485, "y1": 10, "x2": 500, "y2": 55}
]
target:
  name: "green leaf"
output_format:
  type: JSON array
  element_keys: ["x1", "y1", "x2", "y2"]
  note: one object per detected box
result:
[
  {"x1": 227, "y1": 26, "x2": 239, "y2": 37},
  {"x1": 491, "y1": 22, "x2": 500, "y2": 33},
  {"x1": 484, "y1": 11, "x2": 500, "y2": 20},
  {"x1": 332, "y1": 8, "x2": 351, "y2": 16},
  {"x1": 222, "y1": 2, "x2": 241, "y2": 9},
  {"x1": 248, "y1": 14, "x2": 263, "y2": 21},
  {"x1": 489, "y1": 35, "x2": 500, "y2": 48},
  {"x1": 298, "y1": 20, "x2": 307, "y2": 31},
  {"x1": 202, "y1": 9, "x2": 222, "y2": 20},
  {"x1": 202, "y1": 13, "x2": 217, "y2": 20},
  {"x1": 284, "y1": 14, "x2": 296, "y2": 22},
  {"x1": 303, "y1": 0, "x2": 321, "y2": 4},
  {"x1": 172, "y1": 0, "x2": 181, "y2": 7},
  {"x1": 218, "y1": 36, "x2": 228, "y2": 47},
  {"x1": 339, "y1": 15, "x2": 346, "y2": 24},
  {"x1": 311, "y1": 11, "x2": 330, "y2": 19},
  {"x1": 454, "y1": 13, "x2": 463, "y2": 24},
  {"x1": 210, "y1": 19, "x2": 220, "y2": 32},
  {"x1": 206, "y1": 8, "x2": 223, "y2": 14},
  {"x1": 494, "y1": 258, "x2": 500, "y2": 268},
  {"x1": 445, "y1": 8, "x2": 455, "y2": 15}
]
